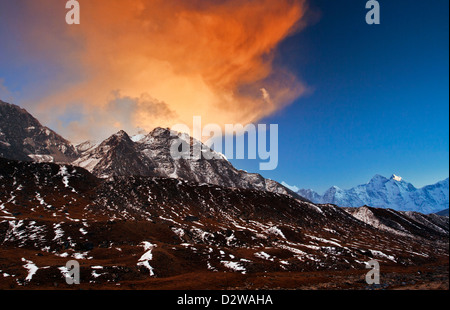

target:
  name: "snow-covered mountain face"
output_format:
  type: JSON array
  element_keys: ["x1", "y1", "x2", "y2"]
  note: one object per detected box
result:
[
  {"x1": 298, "y1": 175, "x2": 449, "y2": 214},
  {"x1": 74, "y1": 127, "x2": 303, "y2": 199},
  {"x1": 0, "y1": 101, "x2": 78, "y2": 163},
  {"x1": 0, "y1": 101, "x2": 300, "y2": 199}
]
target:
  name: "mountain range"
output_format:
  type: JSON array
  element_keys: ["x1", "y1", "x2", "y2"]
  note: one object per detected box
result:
[
  {"x1": 72, "y1": 128, "x2": 302, "y2": 199},
  {"x1": 0, "y1": 156, "x2": 448, "y2": 289},
  {"x1": 0, "y1": 99, "x2": 449, "y2": 289},
  {"x1": 298, "y1": 175, "x2": 449, "y2": 214},
  {"x1": 1, "y1": 99, "x2": 448, "y2": 215},
  {"x1": 0, "y1": 100, "x2": 301, "y2": 200}
]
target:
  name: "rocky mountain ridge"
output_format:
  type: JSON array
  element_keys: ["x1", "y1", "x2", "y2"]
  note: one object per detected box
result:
[
  {"x1": 0, "y1": 100, "x2": 78, "y2": 163},
  {"x1": 0, "y1": 101, "x2": 300, "y2": 200}
]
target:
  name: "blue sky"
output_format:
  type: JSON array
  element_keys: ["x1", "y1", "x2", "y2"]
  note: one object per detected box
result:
[
  {"x1": 0, "y1": 0, "x2": 448, "y2": 193},
  {"x1": 229, "y1": 0, "x2": 449, "y2": 192}
]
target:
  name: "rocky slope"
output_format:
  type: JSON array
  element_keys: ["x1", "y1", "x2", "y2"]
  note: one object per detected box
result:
[
  {"x1": 344, "y1": 206, "x2": 449, "y2": 239},
  {"x1": 0, "y1": 158, "x2": 448, "y2": 289},
  {"x1": 0, "y1": 101, "x2": 78, "y2": 163},
  {"x1": 1, "y1": 100, "x2": 301, "y2": 199},
  {"x1": 73, "y1": 127, "x2": 303, "y2": 199}
]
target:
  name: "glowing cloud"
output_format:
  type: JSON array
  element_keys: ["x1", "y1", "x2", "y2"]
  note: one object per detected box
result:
[{"x1": 17, "y1": 0, "x2": 309, "y2": 142}]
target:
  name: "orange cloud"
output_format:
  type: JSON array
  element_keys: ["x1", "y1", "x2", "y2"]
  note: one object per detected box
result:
[{"x1": 19, "y1": 0, "x2": 309, "y2": 142}]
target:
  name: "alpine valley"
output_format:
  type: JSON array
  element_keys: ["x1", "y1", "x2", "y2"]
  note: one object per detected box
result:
[{"x1": 0, "y1": 100, "x2": 448, "y2": 290}]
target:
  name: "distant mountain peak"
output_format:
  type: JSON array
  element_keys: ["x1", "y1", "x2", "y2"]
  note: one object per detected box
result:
[
  {"x1": 298, "y1": 174, "x2": 449, "y2": 214},
  {"x1": 391, "y1": 174, "x2": 403, "y2": 182},
  {"x1": 369, "y1": 174, "x2": 388, "y2": 183}
]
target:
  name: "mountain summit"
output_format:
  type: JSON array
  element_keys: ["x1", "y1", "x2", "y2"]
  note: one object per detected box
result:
[
  {"x1": 75, "y1": 127, "x2": 303, "y2": 199},
  {"x1": 298, "y1": 175, "x2": 449, "y2": 214},
  {"x1": 0, "y1": 101, "x2": 300, "y2": 199},
  {"x1": 391, "y1": 174, "x2": 403, "y2": 182},
  {"x1": 0, "y1": 100, "x2": 78, "y2": 163}
]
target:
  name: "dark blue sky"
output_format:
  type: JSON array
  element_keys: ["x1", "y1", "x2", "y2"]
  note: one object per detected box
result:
[
  {"x1": 230, "y1": 0, "x2": 449, "y2": 192},
  {"x1": 0, "y1": 0, "x2": 448, "y2": 193}
]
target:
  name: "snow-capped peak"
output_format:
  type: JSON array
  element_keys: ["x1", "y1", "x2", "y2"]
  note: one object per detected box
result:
[
  {"x1": 281, "y1": 181, "x2": 299, "y2": 192},
  {"x1": 391, "y1": 174, "x2": 402, "y2": 182},
  {"x1": 297, "y1": 174, "x2": 449, "y2": 214},
  {"x1": 130, "y1": 133, "x2": 146, "y2": 143}
]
